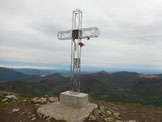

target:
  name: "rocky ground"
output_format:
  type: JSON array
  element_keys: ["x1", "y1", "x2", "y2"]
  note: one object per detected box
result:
[
  {"x1": 85, "y1": 100, "x2": 162, "y2": 122},
  {"x1": 0, "y1": 91, "x2": 162, "y2": 122}
]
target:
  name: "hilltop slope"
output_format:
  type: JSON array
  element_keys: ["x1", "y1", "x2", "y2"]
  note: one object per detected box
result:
[
  {"x1": 0, "y1": 91, "x2": 162, "y2": 122},
  {"x1": 0, "y1": 67, "x2": 29, "y2": 82},
  {"x1": 0, "y1": 71, "x2": 162, "y2": 106}
]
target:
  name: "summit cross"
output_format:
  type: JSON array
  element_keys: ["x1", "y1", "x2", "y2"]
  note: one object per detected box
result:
[{"x1": 57, "y1": 9, "x2": 100, "y2": 94}]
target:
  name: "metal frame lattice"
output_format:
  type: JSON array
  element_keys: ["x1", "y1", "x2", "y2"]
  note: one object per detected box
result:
[
  {"x1": 57, "y1": 9, "x2": 100, "y2": 94},
  {"x1": 70, "y1": 9, "x2": 82, "y2": 94}
]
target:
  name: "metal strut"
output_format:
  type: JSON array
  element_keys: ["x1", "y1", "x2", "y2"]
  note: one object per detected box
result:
[
  {"x1": 57, "y1": 9, "x2": 100, "y2": 94},
  {"x1": 70, "y1": 9, "x2": 82, "y2": 94}
]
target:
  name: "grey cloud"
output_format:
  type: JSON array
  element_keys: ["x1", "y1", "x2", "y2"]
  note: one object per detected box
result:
[
  {"x1": 30, "y1": 22, "x2": 62, "y2": 36},
  {"x1": 0, "y1": 0, "x2": 162, "y2": 69}
]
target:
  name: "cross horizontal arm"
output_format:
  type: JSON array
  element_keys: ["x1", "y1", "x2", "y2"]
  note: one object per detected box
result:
[
  {"x1": 57, "y1": 27, "x2": 100, "y2": 40},
  {"x1": 57, "y1": 30, "x2": 72, "y2": 40}
]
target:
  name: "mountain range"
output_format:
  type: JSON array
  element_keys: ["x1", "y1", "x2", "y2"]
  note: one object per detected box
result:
[
  {"x1": 0, "y1": 67, "x2": 29, "y2": 82},
  {"x1": 0, "y1": 67, "x2": 162, "y2": 106}
]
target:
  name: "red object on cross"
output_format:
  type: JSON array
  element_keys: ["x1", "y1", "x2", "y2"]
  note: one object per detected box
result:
[{"x1": 79, "y1": 42, "x2": 85, "y2": 47}]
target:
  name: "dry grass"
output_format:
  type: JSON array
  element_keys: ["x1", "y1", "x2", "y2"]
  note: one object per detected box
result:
[{"x1": 139, "y1": 75, "x2": 160, "y2": 79}]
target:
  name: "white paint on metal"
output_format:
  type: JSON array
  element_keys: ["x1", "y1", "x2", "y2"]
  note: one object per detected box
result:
[{"x1": 57, "y1": 9, "x2": 99, "y2": 94}]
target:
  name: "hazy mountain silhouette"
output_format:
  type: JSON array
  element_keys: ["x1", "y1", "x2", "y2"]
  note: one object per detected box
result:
[
  {"x1": 0, "y1": 67, "x2": 29, "y2": 82},
  {"x1": 0, "y1": 67, "x2": 162, "y2": 106}
]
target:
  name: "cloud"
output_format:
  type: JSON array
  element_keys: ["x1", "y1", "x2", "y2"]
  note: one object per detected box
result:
[
  {"x1": 0, "y1": 64, "x2": 56, "y2": 69},
  {"x1": 0, "y1": 0, "x2": 162, "y2": 71}
]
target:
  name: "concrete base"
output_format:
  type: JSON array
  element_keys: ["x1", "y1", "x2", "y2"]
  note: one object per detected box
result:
[
  {"x1": 37, "y1": 102, "x2": 97, "y2": 122},
  {"x1": 60, "y1": 91, "x2": 88, "y2": 108}
]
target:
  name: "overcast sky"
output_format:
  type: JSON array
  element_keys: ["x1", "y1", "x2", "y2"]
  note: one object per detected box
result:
[{"x1": 0, "y1": 0, "x2": 162, "y2": 71}]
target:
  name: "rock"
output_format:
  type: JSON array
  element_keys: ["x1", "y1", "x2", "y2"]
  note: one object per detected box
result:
[
  {"x1": 104, "y1": 117, "x2": 114, "y2": 121},
  {"x1": 106, "y1": 110, "x2": 112, "y2": 115},
  {"x1": 23, "y1": 99, "x2": 27, "y2": 102},
  {"x1": 92, "y1": 109, "x2": 100, "y2": 116},
  {"x1": 29, "y1": 114, "x2": 35, "y2": 118},
  {"x1": 42, "y1": 114, "x2": 46, "y2": 119},
  {"x1": 111, "y1": 106, "x2": 117, "y2": 110},
  {"x1": 38, "y1": 97, "x2": 47, "y2": 103},
  {"x1": 89, "y1": 115, "x2": 96, "y2": 121},
  {"x1": 12, "y1": 108, "x2": 20, "y2": 113},
  {"x1": 2, "y1": 98, "x2": 8, "y2": 102},
  {"x1": 38, "y1": 102, "x2": 97, "y2": 122},
  {"x1": 113, "y1": 112, "x2": 120, "y2": 118},
  {"x1": 38, "y1": 113, "x2": 42, "y2": 118},
  {"x1": 99, "y1": 105, "x2": 105, "y2": 113},
  {"x1": 22, "y1": 103, "x2": 26, "y2": 106},
  {"x1": 48, "y1": 97, "x2": 58, "y2": 102},
  {"x1": 127, "y1": 120, "x2": 137, "y2": 122},
  {"x1": 32, "y1": 97, "x2": 47, "y2": 104},
  {"x1": 116, "y1": 120, "x2": 123, "y2": 122},
  {"x1": 22, "y1": 112, "x2": 26, "y2": 114},
  {"x1": 2, "y1": 95, "x2": 17, "y2": 102},
  {"x1": 31, "y1": 117, "x2": 36, "y2": 121},
  {"x1": 142, "y1": 116, "x2": 146, "y2": 119},
  {"x1": 28, "y1": 112, "x2": 31, "y2": 115},
  {"x1": 31, "y1": 97, "x2": 38, "y2": 102},
  {"x1": 6, "y1": 95, "x2": 17, "y2": 100},
  {"x1": 46, "y1": 116, "x2": 52, "y2": 122},
  {"x1": 28, "y1": 101, "x2": 31, "y2": 104},
  {"x1": 102, "y1": 114, "x2": 106, "y2": 117}
]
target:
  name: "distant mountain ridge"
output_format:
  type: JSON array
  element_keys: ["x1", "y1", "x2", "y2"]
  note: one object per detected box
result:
[
  {"x1": 0, "y1": 67, "x2": 29, "y2": 82},
  {"x1": 0, "y1": 67, "x2": 65, "y2": 82},
  {"x1": 14, "y1": 68, "x2": 70, "y2": 76},
  {"x1": 0, "y1": 67, "x2": 162, "y2": 106}
]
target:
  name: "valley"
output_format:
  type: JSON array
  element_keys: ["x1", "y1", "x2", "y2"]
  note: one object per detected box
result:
[{"x1": 0, "y1": 67, "x2": 162, "y2": 106}]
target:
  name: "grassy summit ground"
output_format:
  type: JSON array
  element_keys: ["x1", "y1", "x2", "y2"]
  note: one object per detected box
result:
[{"x1": 0, "y1": 91, "x2": 162, "y2": 122}]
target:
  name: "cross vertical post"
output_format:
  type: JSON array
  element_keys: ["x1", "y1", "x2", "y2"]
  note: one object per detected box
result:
[
  {"x1": 57, "y1": 9, "x2": 100, "y2": 94},
  {"x1": 70, "y1": 9, "x2": 82, "y2": 93}
]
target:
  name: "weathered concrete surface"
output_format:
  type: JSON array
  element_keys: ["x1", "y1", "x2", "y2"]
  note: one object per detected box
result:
[
  {"x1": 60, "y1": 91, "x2": 88, "y2": 108},
  {"x1": 37, "y1": 102, "x2": 97, "y2": 122}
]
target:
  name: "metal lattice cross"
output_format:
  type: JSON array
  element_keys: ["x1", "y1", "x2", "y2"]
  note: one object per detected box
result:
[{"x1": 57, "y1": 9, "x2": 100, "y2": 94}]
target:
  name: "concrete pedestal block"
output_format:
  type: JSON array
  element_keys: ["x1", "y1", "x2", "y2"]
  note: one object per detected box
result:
[{"x1": 60, "y1": 91, "x2": 88, "y2": 108}]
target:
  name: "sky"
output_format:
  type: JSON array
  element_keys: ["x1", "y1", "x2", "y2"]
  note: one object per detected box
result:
[{"x1": 0, "y1": 0, "x2": 162, "y2": 73}]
